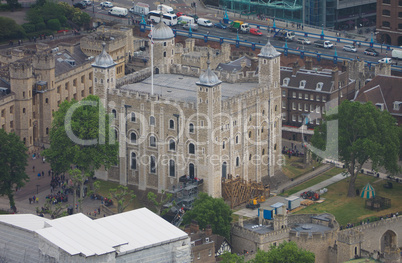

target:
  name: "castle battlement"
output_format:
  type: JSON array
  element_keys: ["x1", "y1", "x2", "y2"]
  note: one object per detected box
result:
[
  {"x1": 9, "y1": 62, "x2": 33, "y2": 79},
  {"x1": 33, "y1": 52, "x2": 55, "y2": 70},
  {"x1": 348, "y1": 216, "x2": 402, "y2": 232}
]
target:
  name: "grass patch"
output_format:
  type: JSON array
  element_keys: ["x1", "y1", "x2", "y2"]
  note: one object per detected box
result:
[
  {"x1": 96, "y1": 179, "x2": 143, "y2": 213},
  {"x1": 293, "y1": 174, "x2": 402, "y2": 226},
  {"x1": 281, "y1": 167, "x2": 345, "y2": 197},
  {"x1": 281, "y1": 155, "x2": 320, "y2": 179}
]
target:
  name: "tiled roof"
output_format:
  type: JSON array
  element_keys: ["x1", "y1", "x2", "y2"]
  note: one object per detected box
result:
[
  {"x1": 354, "y1": 75, "x2": 402, "y2": 116},
  {"x1": 55, "y1": 45, "x2": 92, "y2": 76}
]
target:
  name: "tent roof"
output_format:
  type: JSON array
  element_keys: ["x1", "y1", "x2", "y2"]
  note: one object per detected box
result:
[{"x1": 361, "y1": 183, "x2": 375, "y2": 199}]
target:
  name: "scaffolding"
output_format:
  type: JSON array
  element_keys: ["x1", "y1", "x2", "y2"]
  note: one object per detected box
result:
[
  {"x1": 220, "y1": 0, "x2": 303, "y2": 22},
  {"x1": 222, "y1": 174, "x2": 270, "y2": 209}
]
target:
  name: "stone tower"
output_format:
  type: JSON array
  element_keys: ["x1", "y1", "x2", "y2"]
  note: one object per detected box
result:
[
  {"x1": 32, "y1": 52, "x2": 55, "y2": 144},
  {"x1": 336, "y1": 229, "x2": 364, "y2": 263},
  {"x1": 257, "y1": 40, "x2": 282, "y2": 176},
  {"x1": 196, "y1": 60, "x2": 222, "y2": 198},
  {"x1": 148, "y1": 20, "x2": 175, "y2": 74},
  {"x1": 9, "y1": 61, "x2": 34, "y2": 146},
  {"x1": 92, "y1": 42, "x2": 117, "y2": 108}
]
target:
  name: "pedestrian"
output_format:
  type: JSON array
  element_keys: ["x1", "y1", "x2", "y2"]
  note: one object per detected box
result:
[
  {"x1": 33, "y1": 165, "x2": 35, "y2": 172},
  {"x1": 36, "y1": 197, "x2": 39, "y2": 203},
  {"x1": 38, "y1": 172, "x2": 41, "y2": 179},
  {"x1": 29, "y1": 197, "x2": 32, "y2": 204},
  {"x1": 43, "y1": 157, "x2": 45, "y2": 163},
  {"x1": 42, "y1": 171, "x2": 44, "y2": 177},
  {"x1": 98, "y1": 207, "x2": 100, "y2": 214},
  {"x1": 94, "y1": 210, "x2": 97, "y2": 217}
]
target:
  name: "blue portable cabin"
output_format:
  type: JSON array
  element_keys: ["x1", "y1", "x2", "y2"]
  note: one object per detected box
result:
[{"x1": 258, "y1": 208, "x2": 274, "y2": 220}]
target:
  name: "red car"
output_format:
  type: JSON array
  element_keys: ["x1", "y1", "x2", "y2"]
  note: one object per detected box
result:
[
  {"x1": 250, "y1": 28, "x2": 263, "y2": 36},
  {"x1": 176, "y1": 12, "x2": 183, "y2": 17}
]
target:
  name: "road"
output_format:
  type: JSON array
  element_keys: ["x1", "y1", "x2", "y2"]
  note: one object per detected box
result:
[{"x1": 78, "y1": 0, "x2": 389, "y2": 64}]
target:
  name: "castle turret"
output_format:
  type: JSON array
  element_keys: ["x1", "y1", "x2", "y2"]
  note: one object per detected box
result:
[
  {"x1": 258, "y1": 40, "x2": 282, "y2": 176},
  {"x1": 196, "y1": 60, "x2": 222, "y2": 197},
  {"x1": 148, "y1": 20, "x2": 175, "y2": 74}
]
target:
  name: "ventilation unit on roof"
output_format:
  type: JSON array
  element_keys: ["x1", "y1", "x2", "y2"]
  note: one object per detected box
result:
[
  {"x1": 65, "y1": 59, "x2": 76, "y2": 66},
  {"x1": 51, "y1": 47, "x2": 59, "y2": 53},
  {"x1": 375, "y1": 103, "x2": 384, "y2": 111},
  {"x1": 316, "y1": 82, "x2": 323, "y2": 91}
]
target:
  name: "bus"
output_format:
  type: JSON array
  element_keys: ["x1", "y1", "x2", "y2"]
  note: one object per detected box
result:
[
  {"x1": 156, "y1": 4, "x2": 174, "y2": 14},
  {"x1": 148, "y1": 11, "x2": 178, "y2": 26}
]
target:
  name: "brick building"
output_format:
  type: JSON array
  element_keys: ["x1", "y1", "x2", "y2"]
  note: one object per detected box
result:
[{"x1": 376, "y1": 0, "x2": 402, "y2": 46}]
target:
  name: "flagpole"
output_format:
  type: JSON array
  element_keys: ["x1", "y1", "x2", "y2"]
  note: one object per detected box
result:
[{"x1": 151, "y1": 24, "x2": 154, "y2": 96}]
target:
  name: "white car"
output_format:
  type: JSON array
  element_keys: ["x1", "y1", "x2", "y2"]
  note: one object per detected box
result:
[
  {"x1": 100, "y1": 1, "x2": 113, "y2": 8},
  {"x1": 342, "y1": 45, "x2": 357, "y2": 53},
  {"x1": 296, "y1": 38, "x2": 311, "y2": 45},
  {"x1": 378, "y1": 57, "x2": 392, "y2": 63},
  {"x1": 83, "y1": 0, "x2": 92, "y2": 6}
]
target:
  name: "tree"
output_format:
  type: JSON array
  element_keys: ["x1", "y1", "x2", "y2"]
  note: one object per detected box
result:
[
  {"x1": 219, "y1": 251, "x2": 245, "y2": 263},
  {"x1": 43, "y1": 95, "x2": 118, "y2": 177},
  {"x1": 0, "y1": 17, "x2": 26, "y2": 41},
  {"x1": 0, "y1": 129, "x2": 29, "y2": 211},
  {"x1": 6, "y1": 0, "x2": 19, "y2": 10},
  {"x1": 250, "y1": 241, "x2": 315, "y2": 263},
  {"x1": 182, "y1": 192, "x2": 232, "y2": 240},
  {"x1": 311, "y1": 100, "x2": 401, "y2": 197},
  {"x1": 109, "y1": 185, "x2": 136, "y2": 213},
  {"x1": 147, "y1": 190, "x2": 174, "y2": 216}
]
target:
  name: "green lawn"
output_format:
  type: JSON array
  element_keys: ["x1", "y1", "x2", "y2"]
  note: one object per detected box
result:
[
  {"x1": 96, "y1": 180, "x2": 143, "y2": 213},
  {"x1": 293, "y1": 174, "x2": 402, "y2": 226},
  {"x1": 281, "y1": 155, "x2": 321, "y2": 179},
  {"x1": 281, "y1": 167, "x2": 346, "y2": 197}
]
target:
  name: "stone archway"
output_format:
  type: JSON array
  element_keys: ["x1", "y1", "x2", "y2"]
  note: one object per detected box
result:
[
  {"x1": 380, "y1": 230, "x2": 398, "y2": 253},
  {"x1": 380, "y1": 33, "x2": 392, "y2": 45}
]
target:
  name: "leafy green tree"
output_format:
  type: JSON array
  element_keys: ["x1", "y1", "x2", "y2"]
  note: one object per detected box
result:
[
  {"x1": 219, "y1": 251, "x2": 245, "y2": 263},
  {"x1": 311, "y1": 100, "x2": 401, "y2": 197},
  {"x1": 72, "y1": 11, "x2": 90, "y2": 27},
  {"x1": 0, "y1": 129, "x2": 29, "y2": 211},
  {"x1": 47, "y1": 19, "x2": 61, "y2": 30},
  {"x1": 250, "y1": 241, "x2": 315, "y2": 263},
  {"x1": 6, "y1": 0, "x2": 19, "y2": 10},
  {"x1": 0, "y1": 17, "x2": 26, "y2": 41},
  {"x1": 182, "y1": 192, "x2": 232, "y2": 240},
  {"x1": 147, "y1": 190, "x2": 174, "y2": 216},
  {"x1": 109, "y1": 185, "x2": 136, "y2": 213},
  {"x1": 38, "y1": 199, "x2": 68, "y2": 219},
  {"x1": 43, "y1": 95, "x2": 118, "y2": 193}
]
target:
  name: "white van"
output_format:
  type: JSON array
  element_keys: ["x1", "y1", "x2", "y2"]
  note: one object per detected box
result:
[
  {"x1": 108, "y1": 7, "x2": 128, "y2": 17},
  {"x1": 129, "y1": 2, "x2": 149, "y2": 15},
  {"x1": 178, "y1": 15, "x2": 195, "y2": 25},
  {"x1": 391, "y1": 49, "x2": 402, "y2": 59},
  {"x1": 157, "y1": 4, "x2": 174, "y2": 14},
  {"x1": 197, "y1": 18, "x2": 213, "y2": 27}
]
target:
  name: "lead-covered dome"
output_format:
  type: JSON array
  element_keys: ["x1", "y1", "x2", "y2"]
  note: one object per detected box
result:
[
  {"x1": 148, "y1": 20, "x2": 174, "y2": 40},
  {"x1": 92, "y1": 42, "x2": 115, "y2": 68},
  {"x1": 197, "y1": 62, "x2": 221, "y2": 87},
  {"x1": 258, "y1": 40, "x2": 281, "y2": 58}
]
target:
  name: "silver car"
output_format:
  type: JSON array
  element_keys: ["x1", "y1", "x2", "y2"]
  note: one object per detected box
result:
[
  {"x1": 296, "y1": 38, "x2": 311, "y2": 45},
  {"x1": 343, "y1": 45, "x2": 357, "y2": 52},
  {"x1": 183, "y1": 23, "x2": 198, "y2": 31}
]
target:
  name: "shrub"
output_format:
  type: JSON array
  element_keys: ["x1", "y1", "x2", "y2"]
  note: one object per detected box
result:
[
  {"x1": 58, "y1": 16, "x2": 67, "y2": 26},
  {"x1": 22, "y1": 23, "x2": 36, "y2": 33},
  {"x1": 0, "y1": 3, "x2": 10, "y2": 11},
  {"x1": 35, "y1": 22, "x2": 46, "y2": 31},
  {"x1": 47, "y1": 19, "x2": 61, "y2": 31}
]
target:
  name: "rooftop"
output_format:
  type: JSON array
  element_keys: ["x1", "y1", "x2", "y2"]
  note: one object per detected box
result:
[
  {"x1": 291, "y1": 223, "x2": 332, "y2": 233},
  {"x1": 120, "y1": 74, "x2": 257, "y2": 103},
  {"x1": 243, "y1": 223, "x2": 274, "y2": 234},
  {"x1": 55, "y1": 45, "x2": 92, "y2": 76}
]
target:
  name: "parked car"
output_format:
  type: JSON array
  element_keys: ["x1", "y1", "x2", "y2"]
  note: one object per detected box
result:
[
  {"x1": 364, "y1": 48, "x2": 379, "y2": 56},
  {"x1": 176, "y1": 12, "x2": 184, "y2": 17},
  {"x1": 296, "y1": 38, "x2": 311, "y2": 45},
  {"x1": 378, "y1": 57, "x2": 392, "y2": 63},
  {"x1": 197, "y1": 18, "x2": 213, "y2": 27},
  {"x1": 250, "y1": 28, "x2": 263, "y2": 36},
  {"x1": 182, "y1": 23, "x2": 198, "y2": 31},
  {"x1": 343, "y1": 45, "x2": 357, "y2": 52},
  {"x1": 73, "y1": 1, "x2": 86, "y2": 9},
  {"x1": 82, "y1": 0, "x2": 92, "y2": 6},
  {"x1": 214, "y1": 22, "x2": 227, "y2": 29},
  {"x1": 100, "y1": 1, "x2": 113, "y2": 8}
]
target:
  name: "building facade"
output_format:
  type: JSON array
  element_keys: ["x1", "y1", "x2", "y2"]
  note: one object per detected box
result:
[
  {"x1": 376, "y1": 0, "x2": 402, "y2": 46},
  {"x1": 94, "y1": 21, "x2": 283, "y2": 198}
]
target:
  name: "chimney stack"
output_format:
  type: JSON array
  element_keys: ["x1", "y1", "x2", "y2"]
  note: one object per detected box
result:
[
  {"x1": 292, "y1": 60, "x2": 300, "y2": 76},
  {"x1": 305, "y1": 57, "x2": 313, "y2": 70},
  {"x1": 190, "y1": 220, "x2": 199, "y2": 233},
  {"x1": 205, "y1": 224, "x2": 212, "y2": 236}
]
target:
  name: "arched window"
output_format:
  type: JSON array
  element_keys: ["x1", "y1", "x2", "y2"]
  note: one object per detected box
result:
[
  {"x1": 112, "y1": 109, "x2": 117, "y2": 119},
  {"x1": 249, "y1": 131, "x2": 252, "y2": 138},
  {"x1": 22, "y1": 108, "x2": 25, "y2": 113},
  {"x1": 382, "y1": 9, "x2": 391, "y2": 16},
  {"x1": 189, "y1": 143, "x2": 195, "y2": 154},
  {"x1": 169, "y1": 119, "x2": 175, "y2": 129},
  {"x1": 236, "y1": 135, "x2": 239, "y2": 144},
  {"x1": 274, "y1": 144, "x2": 277, "y2": 150},
  {"x1": 189, "y1": 163, "x2": 195, "y2": 178},
  {"x1": 382, "y1": 21, "x2": 390, "y2": 27},
  {"x1": 169, "y1": 139, "x2": 176, "y2": 151},
  {"x1": 222, "y1": 141, "x2": 225, "y2": 149},
  {"x1": 131, "y1": 152, "x2": 137, "y2": 169},
  {"x1": 189, "y1": 123, "x2": 194, "y2": 133},
  {"x1": 150, "y1": 136, "x2": 156, "y2": 147},
  {"x1": 46, "y1": 127, "x2": 49, "y2": 135},
  {"x1": 114, "y1": 129, "x2": 118, "y2": 140},
  {"x1": 169, "y1": 159, "x2": 175, "y2": 177},
  {"x1": 163, "y1": 51, "x2": 166, "y2": 57},
  {"x1": 222, "y1": 162, "x2": 227, "y2": 178},
  {"x1": 131, "y1": 112, "x2": 136, "y2": 122},
  {"x1": 150, "y1": 156, "x2": 156, "y2": 173},
  {"x1": 236, "y1": 157, "x2": 240, "y2": 167},
  {"x1": 262, "y1": 149, "x2": 265, "y2": 155},
  {"x1": 249, "y1": 154, "x2": 252, "y2": 161},
  {"x1": 261, "y1": 127, "x2": 264, "y2": 133},
  {"x1": 150, "y1": 116, "x2": 155, "y2": 126},
  {"x1": 130, "y1": 132, "x2": 137, "y2": 144}
]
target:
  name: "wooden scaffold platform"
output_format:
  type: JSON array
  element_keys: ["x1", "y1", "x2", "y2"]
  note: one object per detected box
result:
[{"x1": 222, "y1": 174, "x2": 270, "y2": 209}]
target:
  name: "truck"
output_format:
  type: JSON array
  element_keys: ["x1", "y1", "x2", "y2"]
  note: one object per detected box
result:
[
  {"x1": 391, "y1": 49, "x2": 402, "y2": 60},
  {"x1": 274, "y1": 30, "x2": 295, "y2": 41},
  {"x1": 129, "y1": 2, "x2": 149, "y2": 15},
  {"x1": 314, "y1": 40, "x2": 334, "y2": 49},
  {"x1": 229, "y1": 20, "x2": 250, "y2": 33}
]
